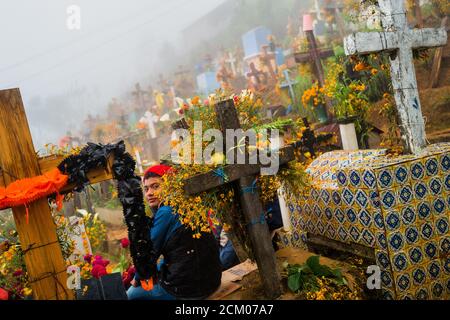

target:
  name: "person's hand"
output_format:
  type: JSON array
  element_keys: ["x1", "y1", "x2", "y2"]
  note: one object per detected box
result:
[{"x1": 131, "y1": 279, "x2": 138, "y2": 287}]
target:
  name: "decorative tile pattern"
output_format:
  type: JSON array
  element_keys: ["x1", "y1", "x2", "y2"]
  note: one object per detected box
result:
[{"x1": 284, "y1": 144, "x2": 450, "y2": 300}]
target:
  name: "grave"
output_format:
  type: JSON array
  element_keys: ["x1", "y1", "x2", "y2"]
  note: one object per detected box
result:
[
  {"x1": 278, "y1": 143, "x2": 450, "y2": 299},
  {"x1": 276, "y1": 1, "x2": 449, "y2": 300}
]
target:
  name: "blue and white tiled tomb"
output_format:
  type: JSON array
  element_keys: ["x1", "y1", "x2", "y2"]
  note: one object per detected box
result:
[{"x1": 278, "y1": 143, "x2": 450, "y2": 300}]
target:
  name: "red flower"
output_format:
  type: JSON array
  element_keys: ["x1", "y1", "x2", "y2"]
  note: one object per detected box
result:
[
  {"x1": 233, "y1": 95, "x2": 239, "y2": 104},
  {"x1": 91, "y1": 264, "x2": 107, "y2": 279},
  {"x1": 13, "y1": 269, "x2": 23, "y2": 277},
  {"x1": 84, "y1": 254, "x2": 93, "y2": 263},
  {"x1": 120, "y1": 238, "x2": 130, "y2": 248},
  {"x1": 0, "y1": 288, "x2": 8, "y2": 300},
  {"x1": 92, "y1": 255, "x2": 109, "y2": 267}
]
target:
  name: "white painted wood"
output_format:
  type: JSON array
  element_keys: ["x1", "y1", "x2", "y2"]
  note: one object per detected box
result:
[
  {"x1": 344, "y1": 0, "x2": 447, "y2": 154},
  {"x1": 68, "y1": 216, "x2": 92, "y2": 264},
  {"x1": 226, "y1": 52, "x2": 237, "y2": 76},
  {"x1": 339, "y1": 123, "x2": 359, "y2": 150},
  {"x1": 142, "y1": 110, "x2": 158, "y2": 139},
  {"x1": 277, "y1": 187, "x2": 291, "y2": 232},
  {"x1": 134, "y1": 149, "x2": 143, "y2": 174}
]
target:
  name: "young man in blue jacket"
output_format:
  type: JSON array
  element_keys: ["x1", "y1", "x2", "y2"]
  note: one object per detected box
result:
[{"x1": 127, "y1": 164, "x2": 222, "y2": 300}]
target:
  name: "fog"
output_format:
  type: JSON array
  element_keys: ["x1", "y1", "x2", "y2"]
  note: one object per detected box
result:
[{"x1": 0, "y1": 0, "x2": 227, "y2": 150}]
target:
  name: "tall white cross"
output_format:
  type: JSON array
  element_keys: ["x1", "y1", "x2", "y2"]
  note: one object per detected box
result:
[
  {"x1": 225, "y1": 52, "x2": 237, "y2": 76},
  {"x1": 344, "y1": 0, "x2": 447, "y2": 154},
  {"x1": 141, "y1": 110, "x2": 158, "y2": 139}
]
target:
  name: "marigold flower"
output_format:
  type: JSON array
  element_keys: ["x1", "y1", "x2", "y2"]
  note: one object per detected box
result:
[
  {"x1": 22, "y1": 287, "x2": 32, "y2": 296},
  {"x1": 191, "y1": 96, "x2": 200, "y2": 105}
]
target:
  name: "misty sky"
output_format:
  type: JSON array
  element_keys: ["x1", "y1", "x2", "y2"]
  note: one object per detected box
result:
[{"x1": 0, "y1": 0, "x2": 226, "y2": 151}]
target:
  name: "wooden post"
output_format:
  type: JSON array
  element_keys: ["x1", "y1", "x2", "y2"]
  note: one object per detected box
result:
[
  {"x1": 413, "y1": 0, "x2": 423, "y2": 28},
  {"x1": 0, "y1": 89, "x2": 73, "y2": 300},
  {"x1": 214, "y1": 100, "x2": 282, "y2": 299},
  {"x1": 429, "y1": 17, "x2": 448, "y2": 88}
]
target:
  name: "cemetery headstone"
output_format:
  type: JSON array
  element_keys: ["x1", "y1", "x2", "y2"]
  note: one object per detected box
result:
[
  {"x1": 196, "y1": 72, "x2": 221, "y2": 96},
  {"x1": 241, "y1": 26, "x2": 272, "y2": 60},
  {"x1": 76, "y1": 273, "x2": 127, "y2": 300},
  {"x1": 344, "y1": 0, "x2": 447, "y2": 154}
]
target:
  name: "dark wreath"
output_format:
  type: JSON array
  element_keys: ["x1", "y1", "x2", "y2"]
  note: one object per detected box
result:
[{"x1": 57, "y1": 141, "x2": 156, "y2": 280}]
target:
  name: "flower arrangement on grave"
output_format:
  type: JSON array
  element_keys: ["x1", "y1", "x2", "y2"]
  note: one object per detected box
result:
[
  {"x1": 301, "y1": 82, "x2": 328, "y2": 110},
  {"x1": 0, "y1": 208, "x2": 76, "y2": 300},
  {"x1": 321, "y1": 61, "x2": 372, "y2": 147},
  {"x1": 0, "y1": 241, "x2": 31, "y2": 300},
  {"x1": 160, "y1": 90, "x2": 313, "y2": 250}
]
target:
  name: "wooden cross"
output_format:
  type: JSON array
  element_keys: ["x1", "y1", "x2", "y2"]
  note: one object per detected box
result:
[
  {"x1": 181, "y1": 99, "x2": 295, "y2": 299},
  {"x1": 279, "y1": 69, "x2": 298, "y2": 104},
  {"x1": 246, "y1": 62, "x2": 268, "y2": 90},
  {"x1": 259, "y1": 45, "x2": 277, "y2": 79},
  {"x1": 0, "y1": 89, "x2": 114, "y2": 300},
  {"x1": 132, "y1": 82, "x2": 147, "y2": 111},
  {"x1": 344, "y1": 0, "x2": 447, "y2": 154},
  {"x1": 295, "y1": 16, "x2": 334, "y2": 120}
]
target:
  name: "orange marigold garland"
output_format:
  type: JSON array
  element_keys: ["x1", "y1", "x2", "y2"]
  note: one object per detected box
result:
[{"x1": 0, "y1": 168, "x2": 68, "y2": 223}]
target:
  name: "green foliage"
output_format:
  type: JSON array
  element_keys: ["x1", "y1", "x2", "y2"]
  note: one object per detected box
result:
[
  {"x1": 253, "y1": 118, "x2": 294, "y2": 133},
  {"x1": 287, "y1": 255, "x2": 348, "y2": 293}
]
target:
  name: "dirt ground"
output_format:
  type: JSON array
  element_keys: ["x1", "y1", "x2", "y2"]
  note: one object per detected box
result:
[{"x1": 222, "y1": 247, "x2": 369, "y2": 300}]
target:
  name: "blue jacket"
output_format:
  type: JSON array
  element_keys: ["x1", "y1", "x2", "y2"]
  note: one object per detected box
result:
[
  {"x1": 135, "y1": 205, "x2": 182, "y2": 280},
  {"x1": 136, "y1": 205, "x2": 222, "y2": 298},
  {"x1": 150, "y1": 205, "x2": 183, "y2": 254}
]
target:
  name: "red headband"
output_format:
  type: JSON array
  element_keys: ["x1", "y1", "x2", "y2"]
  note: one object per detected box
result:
[{"x1": 144, "y1": 164, "x2": 174, "y2": 177}]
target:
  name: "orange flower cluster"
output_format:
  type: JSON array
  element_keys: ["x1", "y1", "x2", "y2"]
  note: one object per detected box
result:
[
  {"x1": 349, "y1": 83, "x2": 366, "y2": 92},
  {"x1": 353, "y1": 62, "x2": 370, "y2": 72},
  {"x1": 301, "y1": 83, "x2": 326, "y2": 108}
]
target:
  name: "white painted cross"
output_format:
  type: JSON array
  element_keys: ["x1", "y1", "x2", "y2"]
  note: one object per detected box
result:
[
  {"x1": 140, "y1": 110, "x2": 159, "y2": 139},
  {"x1": 344, "y1": 0, "x2": 447, "y2": 154},
  {"x1": 225, "y1": 52, "x2": 237, "y2": 76},
  {"x1": 279, "y1": 69, "x2": 298, "y2": 104}
]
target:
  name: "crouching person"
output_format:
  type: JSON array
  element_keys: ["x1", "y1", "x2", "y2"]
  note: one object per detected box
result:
[{"x1": 127, "y1": 164, "x2": 222, "y2": 300}]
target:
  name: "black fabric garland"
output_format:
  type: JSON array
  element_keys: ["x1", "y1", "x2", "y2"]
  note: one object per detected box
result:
[{"x1": 58, "y1": 141, "x2": 157, "y2": 280}]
